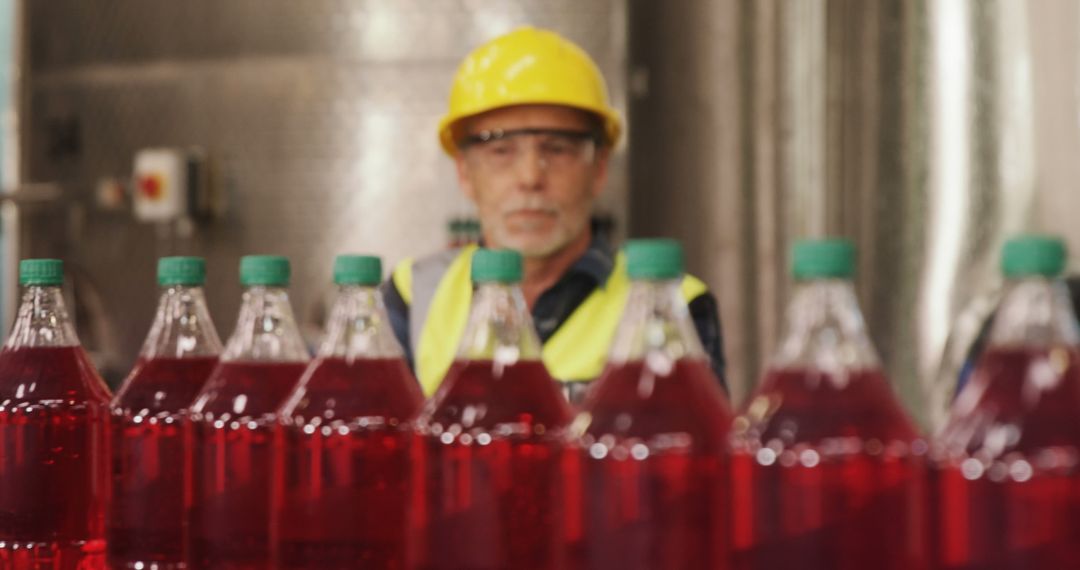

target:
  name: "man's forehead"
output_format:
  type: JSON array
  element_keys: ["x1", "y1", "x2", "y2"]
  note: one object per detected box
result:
[{"x1": 465, "y1": 105, "x2": 595, "y2": 134}]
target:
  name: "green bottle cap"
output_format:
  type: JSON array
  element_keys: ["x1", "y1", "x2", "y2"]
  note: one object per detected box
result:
[
  {"x1": 792, "y1": 239, "x2": 856, "y2": 280},
  {"x1": 625, "y1": 239, "x2": 684, "y2": 280},
  {"x1": 471, "y1": 248, "x2": 523, "y2": 283},
  {"x1": 158, "y1": 256, "x2": 206, "y2": 286},
  {"x1": 334, "y1": 255, "x2": 382, "y2": 286},
  {"x1": 1002, "y1": 235, "x2": 1067, "y2": 278},
  {"x1": 19, "y1": 259, "x2": 63, "y2": 286},
  {"x1": 240, "y1": 255, "x2": 290, "y2": 287}
]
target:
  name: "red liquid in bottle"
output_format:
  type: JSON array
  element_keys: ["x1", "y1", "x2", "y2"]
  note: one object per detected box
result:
[
  {"x1": 730, "y1": 368, "x2": 926, "y2": 570},
  {"x1": 418, "y1": 359, "x2": 572, "y2": 570},
  {"x1": 273, "y1": 357, "x2": 423, "y2": 569},
  {"x1": 571, "y1": 359, "x2": 732, "y2": 570},
  {"x1": 108, "y1": 356, "x2": 219, "y2": 569},
  {"x1": 932, "y1": 347, "x2": 1080, "y2": 569},
  {"x1": 187, "y1": 361, "x2": 306, "y2": 570},
  {"x1": 0, "y1": 346, "x2": 111, "y2": 569}
]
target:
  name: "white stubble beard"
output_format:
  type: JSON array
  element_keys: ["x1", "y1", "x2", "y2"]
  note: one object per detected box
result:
[{"x1": 487, "y1": 197, "x2": 591, "y2": 259}]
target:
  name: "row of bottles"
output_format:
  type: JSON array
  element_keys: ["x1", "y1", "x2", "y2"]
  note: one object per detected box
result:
[
  {"x1": 447, "y1": 218, "x2": 482, "y2": 248},
  {"x1": 446, "y1": 214, "x2": 619, "y2": 250},
  {"x1": 0, "y1": 235, "x2": 1077, "y2": 569}
]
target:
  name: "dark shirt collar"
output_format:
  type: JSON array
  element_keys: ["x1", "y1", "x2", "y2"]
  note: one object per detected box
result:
[{"x1": 566, "y1": 235, "x2": 615, "y2": 286}]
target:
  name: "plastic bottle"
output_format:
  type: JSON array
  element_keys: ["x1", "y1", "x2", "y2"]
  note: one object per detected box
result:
[
  {"x1": 415, "y1": 249, "x2": 573, "y2": 570},
  {"x1": 273, "y1": 255, "x2": 423, "y2": 569},
  {"x1": 932, "y1": 235, "x2": 1080, "y2": 569},
  {"x1": 0, "y1": 259, "x2": 112, "y2": 569},
  {"x1": 109, "y1": 256, "x2": 223, "y2": 569},
  {"x1": 187, "y1": 255, "x2": 309, "y2": 569},
  {"x1": 569, "y1": 239, "x2": 733, "y2": 569},
  {"x1": 729, "y1": 239, "x2": 926, "y2": 570}
]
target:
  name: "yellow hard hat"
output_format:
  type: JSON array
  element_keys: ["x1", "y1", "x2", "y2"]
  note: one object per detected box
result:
[{"x1": 438, "y1": 27, "x2": 623, "y2": 155}]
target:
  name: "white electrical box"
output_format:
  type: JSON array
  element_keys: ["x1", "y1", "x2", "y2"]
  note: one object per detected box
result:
[{"x1": 133, "y1": 148, "x2": 188, "y2": 222}]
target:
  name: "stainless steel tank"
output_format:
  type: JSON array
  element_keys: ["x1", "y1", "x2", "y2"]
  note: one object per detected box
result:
[{"x1": 628, "y1": 0, "x2": 1080, "y2": 429}]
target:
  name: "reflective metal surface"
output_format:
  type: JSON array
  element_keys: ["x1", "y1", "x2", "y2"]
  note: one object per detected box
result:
[
  {"x1": 18, "y1": 0, "x2": 628, "y2": 382},
  {"x1": 629, "y1": 0, "x2": 1080, "y2": 428}
]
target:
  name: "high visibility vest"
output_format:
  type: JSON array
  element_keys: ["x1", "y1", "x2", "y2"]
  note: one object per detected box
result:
[{"x1": 392, "y1": 245, "x2": 709, "y2": 396}]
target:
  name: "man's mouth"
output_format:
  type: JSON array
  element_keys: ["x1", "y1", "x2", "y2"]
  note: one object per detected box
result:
[
  {"x1": 508, "y1": 209, "x2": 556, "y2": 218},
  {"x1": 504, "y1": 209, "x2": 557, "y2": 231}
]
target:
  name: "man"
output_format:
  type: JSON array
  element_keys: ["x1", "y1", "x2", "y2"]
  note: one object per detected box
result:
[{"x1": 382, "y1": 27, "x2": 726, "y2": 401}]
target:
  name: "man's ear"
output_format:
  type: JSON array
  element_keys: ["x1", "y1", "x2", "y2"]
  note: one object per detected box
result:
[{"x1": 456, "y1": 153, "x2": 476, "y2": 201}]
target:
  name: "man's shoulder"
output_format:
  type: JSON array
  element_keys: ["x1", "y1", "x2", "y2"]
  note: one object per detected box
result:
[
  {"x1": 390, "y1": 246, "x2": 473, "y2": 305},
  {"x1": 392, "y1": 247, "x2": 468, "y2": 277}
]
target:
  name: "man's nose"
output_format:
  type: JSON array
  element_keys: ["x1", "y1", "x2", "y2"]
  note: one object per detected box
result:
[{"x1": 513, "y1": 143, "x2": 547, "y2": 191}]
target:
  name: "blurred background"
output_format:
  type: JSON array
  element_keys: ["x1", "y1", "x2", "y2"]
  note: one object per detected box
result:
[{"x1": 1, "y1": 0, "x2": 1079, "y2": 429}]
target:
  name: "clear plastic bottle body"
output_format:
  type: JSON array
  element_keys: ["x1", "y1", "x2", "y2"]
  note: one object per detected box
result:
[
  {"x1": 569, "y1": 279, "x2": 733, "y2": 570},
  {"x1": 272, "y1": 284, "x2": 423, "y2": 569},
  {"x1": 415, "y1": 282, "x2": 573, "y2": 570},
  {"x1": 932, "y1": 277, "x2": 1080, "y2": 569},
  {"x1": 730, "y1": 279, "x2": 926, "y2": 570},
  {"x1": 0, "y1": 284, "x2": 112, "y2": 569},
  {"x1": 109, "y1": 285, "x2": 223, "y2": 569},
  {"x1": 187, "y1": 286, "x2": 309, "y2": 569}
]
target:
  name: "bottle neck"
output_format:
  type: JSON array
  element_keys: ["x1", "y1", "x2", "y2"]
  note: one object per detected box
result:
[
  {"x1": 608, "y1": 279, "x2": 705, "y2": 366},
  {"x1": 319, "y1": 285, "x2": 403, "y2": 359},
  {"x1": 141, "y1": 285, "x2": 223, "y2": 359},
  {"x1": 5, "y1": 285, "x2": 80, "y2": 348},
  {"x1": 773, "y1": 278, "x2": 881, "y2": 371},
  {"x1": 987, "y1": 276, "x2": 1080, "y2": 348},
  {"x1": 457, "y1": 282, "x2": 542, "y2": 363},
  {"x1": 222, "y1": 286, "x2": 309, "y2": 362}
]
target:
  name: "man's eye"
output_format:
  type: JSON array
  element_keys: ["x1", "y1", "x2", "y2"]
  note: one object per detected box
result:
[
  {"x1": 541, "y1": 139, "x2": 576, "y2": 155},
  {"x1": 485, "y1": 141, "x2": 516, "y2": 156}
]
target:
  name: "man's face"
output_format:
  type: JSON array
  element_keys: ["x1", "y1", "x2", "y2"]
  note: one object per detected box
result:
[{"x1": 455, "y1": 105, "x2": 610, "y2": 258}]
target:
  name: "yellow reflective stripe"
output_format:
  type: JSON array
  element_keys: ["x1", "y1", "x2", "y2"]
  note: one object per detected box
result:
[
  {"x1": 544, "y1": 259, "x2": 711, "y2": 382},
  {"x1": 391, "y1": 258, "x2": 415, "y2": 305},
  {"x1": 543, "y1": 253, "x2": 630, "y2": 382},
  {"x1": 681, "y1": 274, "x2": 708, "y2": 302},
  {"x1": 415, "y1": 245, "x2": 713, "y2": 392},
  {"x1": 416, "y1": 245, "x2": 477, "y2": 395}
]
